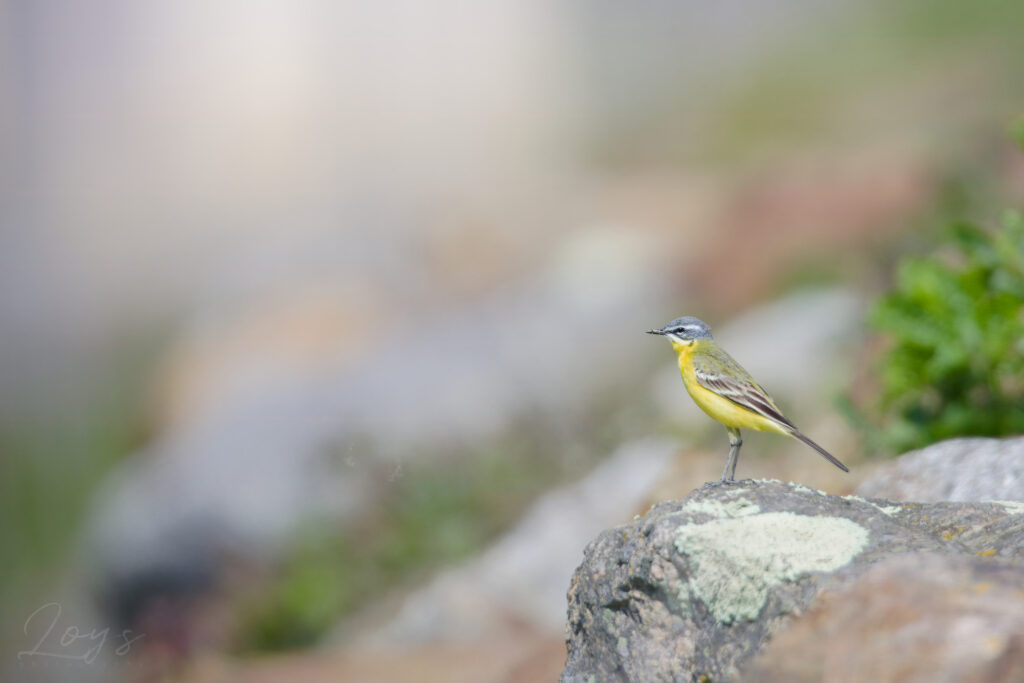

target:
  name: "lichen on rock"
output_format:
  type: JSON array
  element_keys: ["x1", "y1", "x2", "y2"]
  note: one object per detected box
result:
[
  {"x1": 681, "y1": 496, "x2": 762, "y2": 519},
  {"x1": 989, "y1": 500, "x2": 1024, "y2": 515},
  {"x1": 562, "y1": 477, "x2": 1024, "y2": 682},
  {"x1": 674, "y1": 512, "x2": 868, "y2": 624}
]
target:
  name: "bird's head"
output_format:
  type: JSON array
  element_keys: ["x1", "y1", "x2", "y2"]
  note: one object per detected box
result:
[{"x1": 647, "y1": 316, "x2": 713, "y2": 348}]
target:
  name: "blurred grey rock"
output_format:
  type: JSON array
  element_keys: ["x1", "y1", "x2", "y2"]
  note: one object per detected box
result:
[
  {"x1": 745, "y1": 553, "x2": 1024, "y2": 683},
  {"x1": 856, "y1": 436, "x2": 1024, "y2": 503},
  {"x1": 83, "y1": 227, "x2": 670, "y2": 628},
  {"x1": 350, "y1": 439, "x2": 677, "y2": 644},
  {"x1": 561, "y1": 479, "x2": 1024, "y2": 682}
]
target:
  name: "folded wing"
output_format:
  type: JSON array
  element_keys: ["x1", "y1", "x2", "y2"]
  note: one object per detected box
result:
[
  {"x1": 692, "y1": 348, "x2": 795, "y2": 430},
  {"x1": 693, "y1": 346, "x2": 850, "y2": 473}
]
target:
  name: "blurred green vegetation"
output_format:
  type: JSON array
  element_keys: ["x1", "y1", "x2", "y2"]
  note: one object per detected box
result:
[
  {"x1": 1013, "y1": 115, "x2": 1024, "y2": 150},
  {"x1": 234, "y1": 446, "x2": 560, "y2": 651},
  {"x1": 590, "y1": 0, "x2": 1024, "y2": 168},
  {"x1": 698, "y1": 0, "x2": 1024, "y2": 166},
  {"x1": 232, "y1": 396, "x2": 640, "y2": 652},
  {"x1": 0, "y1": 339, "x2": 156, "y2": 631},
  {"x1": 859, "y1": 208, "x2": 1024, "y2": 453}
]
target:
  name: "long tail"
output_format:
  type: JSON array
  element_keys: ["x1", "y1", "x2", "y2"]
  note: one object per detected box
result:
[{"x1": 791, "y1": 430, "x2": 849, "y2": 472}]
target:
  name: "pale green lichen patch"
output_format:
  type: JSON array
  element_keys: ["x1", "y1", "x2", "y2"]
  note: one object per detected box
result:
[
  {"x1": 844, "y1": 495, "x2": 904, "y2": 516},
  {"x1": 673, "y1": 580, "x2": 693, "y2": 617},
  {"x1": 683, "y1": 498, "x2": 762, "y2": 519},
  {"x1": 674, "y1": 512, "x2": 869, "y2": 624},
  {"x1": 988, "y1": 500, "x2": 1024, "y2": 515},
  {"x1": 676, "y1": 579, "x2": 691, "y2": 603},
  {"x1": 787, "y1": 482, "x2": 827, "y2": 497}
]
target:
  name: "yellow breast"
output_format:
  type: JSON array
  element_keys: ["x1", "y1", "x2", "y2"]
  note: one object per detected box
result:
[{"x1": 671, "y1": 339, "x2": 788, "y2": 434}]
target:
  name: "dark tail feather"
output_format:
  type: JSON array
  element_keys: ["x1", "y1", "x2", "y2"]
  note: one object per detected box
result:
[{"x1": 791, "y1": 430, "x2": 849, "y2": 472}]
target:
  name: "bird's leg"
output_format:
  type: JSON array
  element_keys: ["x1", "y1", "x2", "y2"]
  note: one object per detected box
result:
[{"x1": 721, "y1": 428, "x2": 742, "y2": 482}]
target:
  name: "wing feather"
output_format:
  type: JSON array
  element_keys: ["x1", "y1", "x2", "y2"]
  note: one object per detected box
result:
[
  {"x1": 692, "y1": 347, "x2": 796, "y2": 430},
  {"x1": 692, "y1": 344, "x2": 849, "y2": 472}
]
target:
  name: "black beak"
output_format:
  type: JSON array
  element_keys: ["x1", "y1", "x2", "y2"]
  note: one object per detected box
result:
[{"x1": 646, "y1": 328, "x2": 665, "y2": 335}]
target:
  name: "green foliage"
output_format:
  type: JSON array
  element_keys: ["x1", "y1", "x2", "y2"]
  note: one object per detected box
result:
[
  {"x1": 867, "y1": 210, "x2": 1024, "y2": 453},
  {"x1": 233, "y1": 434, "x2": 568, "y2": 652},
  {"x1": 231, "y1": 387, "x2": 640, "y2": 653},
  {"x1": 0, "y1": 339, "x2": 156, "y2": 625},
  {"x1": 1012, "y1": 115, "x2": 1024, "y2": 151}
]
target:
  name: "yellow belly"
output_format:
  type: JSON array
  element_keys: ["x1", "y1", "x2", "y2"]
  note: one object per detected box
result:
[{"x1": 673, "y1": 341, "x2": 788, "y2": 434}]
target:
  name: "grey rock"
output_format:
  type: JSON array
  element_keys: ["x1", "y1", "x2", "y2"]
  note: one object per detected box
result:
[
  {"x1": 82, "y1": 229, "x2": 669, "y2": 630},
  {"x1": 744, "y1": 553, "x2": 1024, "y2": 683},
  {"x1": 856, "y1": 436, "x2": 1024, "y2": 503},
  {"x1": 561, "y1": 479, "x2": 1024, "y2": 682}
]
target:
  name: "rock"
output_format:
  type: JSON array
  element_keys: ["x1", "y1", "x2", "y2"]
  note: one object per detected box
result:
[
  {"x1": 561, "y1": 479, "x2": 1024, "y2": 682},
  {"x1": 744, "y1": 553, "x2": 1024, "y2": 683},
  {"x1": 856, "y1": 436, "x2": 1024, "y2": 503}
]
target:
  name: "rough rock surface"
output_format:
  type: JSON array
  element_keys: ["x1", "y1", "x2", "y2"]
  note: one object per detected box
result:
[
  {"x1": 561, "y1": 479, "x2": 1024, "y2": 682},
  {"x1": 745, "y1": 553, "x2": 1024, "y2": 683},
  {"x1": 856, "y1": 436, "x2": 1024, "y2": 503}
]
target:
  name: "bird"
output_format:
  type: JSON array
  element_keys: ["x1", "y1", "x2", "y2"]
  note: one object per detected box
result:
[{"x1": 648, "y1": 316, "x2": 848, "y2": 482}]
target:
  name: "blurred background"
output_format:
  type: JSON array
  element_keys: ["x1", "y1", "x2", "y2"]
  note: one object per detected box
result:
[{"x1": 2, "y1": 1, "x2": 1023, "y2": 681}]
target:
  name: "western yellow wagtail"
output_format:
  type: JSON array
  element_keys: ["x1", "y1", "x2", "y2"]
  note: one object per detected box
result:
[{"x1": 648, "y1": 316, "x2": 849, "y2": 482}]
